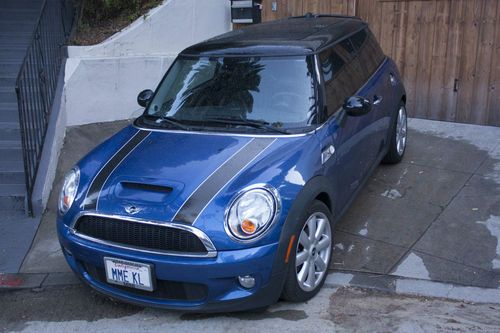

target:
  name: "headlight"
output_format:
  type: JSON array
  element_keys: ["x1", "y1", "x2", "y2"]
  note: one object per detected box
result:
[
  {"x1": 225, "y1": 184, "x2": 280, "y2": 242},
  {"x1": 59, "y1": 167, "x2": 80, "y2": 214}
]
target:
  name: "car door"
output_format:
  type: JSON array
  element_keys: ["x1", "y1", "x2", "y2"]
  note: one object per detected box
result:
[
  {"x1": 317, "y1": 40, "x2": 373, "y2": 209},
  {"x1": 318, "y1": 30, "x2": 388, "y2": 209},
  {"x1": 350, "y1": 29, "x2": 394, "y2": 166}
]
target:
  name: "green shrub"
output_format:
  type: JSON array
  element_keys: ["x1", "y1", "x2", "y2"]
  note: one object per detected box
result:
[{"x1": 80, "y1": 0, "x2": 162, "y2": 27}]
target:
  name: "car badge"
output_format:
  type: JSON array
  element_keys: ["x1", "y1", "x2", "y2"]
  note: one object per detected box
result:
[{"x1": 125, "y1": 205, "x2": 142, "y2": 215}]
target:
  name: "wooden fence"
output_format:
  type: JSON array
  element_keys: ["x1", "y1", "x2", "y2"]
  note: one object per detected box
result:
[{"x1": 253, "y1": 0, "x2": 500, "y2": 126}]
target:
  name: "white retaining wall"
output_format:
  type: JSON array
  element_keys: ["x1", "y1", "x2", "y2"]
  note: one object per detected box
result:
[{"x1": 63, "y1": 0, "x2": 231, "y2": 126}]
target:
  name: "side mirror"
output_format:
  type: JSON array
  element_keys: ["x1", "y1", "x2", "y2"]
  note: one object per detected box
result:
[
  {"x1": 343, "y1": 96, "x2": 371, "y2": 117},
  {"x1": 137, "y1": 89, "x2": 154, "y2": 108}
]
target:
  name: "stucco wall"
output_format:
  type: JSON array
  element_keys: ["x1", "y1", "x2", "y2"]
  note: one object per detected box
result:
[
  {"x1": 64, "y1": 56, "x2": 175, "y2": 125},
  {"x1": 63, "y1": 0, "x2": 231, "y2": 126}
]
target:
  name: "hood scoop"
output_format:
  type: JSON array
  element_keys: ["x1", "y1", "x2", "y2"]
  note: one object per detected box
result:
[
  {"x1": 114, "y1": 179, "x2": 179, "y2": 205},
  {"x1": 120, "y1": 181, "x2": 173, "y2": 194}
]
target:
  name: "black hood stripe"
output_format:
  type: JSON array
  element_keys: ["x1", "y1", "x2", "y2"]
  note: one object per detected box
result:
[
  {"x1": 174, "y1": 137, "x2": 276, "y2": 224},
  {"x1": 84, "y1": 130, "x2": 150, "y2": 210}
]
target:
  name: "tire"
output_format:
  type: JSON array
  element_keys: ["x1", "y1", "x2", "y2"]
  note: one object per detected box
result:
[
  {"x1": 281, "y1": 200, "x2": 333, "y2": 302},
  {"x1": 382, "y1": 102, "x2": 408, "y2": 164}
]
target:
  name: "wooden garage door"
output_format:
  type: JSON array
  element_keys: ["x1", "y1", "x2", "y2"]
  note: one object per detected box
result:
[{"x1": 258, "y1": 0, "x2": 500, "y2": 126}]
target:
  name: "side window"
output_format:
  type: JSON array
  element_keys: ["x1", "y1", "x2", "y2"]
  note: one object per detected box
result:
[
  {"x1": 320, "y1": 48, "x2": 345, "y2": 82},
  {"x1": 320, "y1": 47, "x2": 355, "y2": 117},
  {"x1": 350, "y1": 29, "x2": 367, "y2": 50},
  {"x1": 349, "y1": 29, "x2": 386, "y2": 84},
  {"x1": 320, "y1": 29, "x2": 386, "y2": 119},
  {"x1": 338, "y1": 38, "x2": 356, "y2": 57}
]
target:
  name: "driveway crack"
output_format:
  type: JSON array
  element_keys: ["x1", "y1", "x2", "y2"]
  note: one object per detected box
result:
[{"x1": 385, "y1": 168, "x2": 479, "y2": 275}]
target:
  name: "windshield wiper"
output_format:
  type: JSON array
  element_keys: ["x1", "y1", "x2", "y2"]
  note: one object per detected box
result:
[
  {"x1": 154, "y1": 116, "x2": 191, "y2": 131},
  {"x1": 204, "y1": 117, "x2": 290, "y2": 134}
]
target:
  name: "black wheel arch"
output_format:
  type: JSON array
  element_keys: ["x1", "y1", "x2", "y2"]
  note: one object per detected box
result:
[{"x1": 270, "y1": 175, "x2": 336, "y2": 285}]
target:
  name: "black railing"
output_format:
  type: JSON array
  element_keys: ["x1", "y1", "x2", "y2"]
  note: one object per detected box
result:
[{"x1": 15, "y1": 0, "x2": 75, "y2": 215}]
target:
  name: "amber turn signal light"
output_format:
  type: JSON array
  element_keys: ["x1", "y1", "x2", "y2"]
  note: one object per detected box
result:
[{"x1": 241, "y1": 219, "x2": 256, "y2": 234}]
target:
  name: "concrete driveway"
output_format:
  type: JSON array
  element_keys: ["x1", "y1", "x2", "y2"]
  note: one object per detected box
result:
[
  {"x1": 333, "y1": 119, "x2": 500, "y2": 289},
  {"x1": 18, "y1": 118, "x2": 500, "y2": 293}
]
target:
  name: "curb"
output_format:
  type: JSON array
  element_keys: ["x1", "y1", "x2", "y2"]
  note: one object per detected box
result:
[
  {"x1": 0, "y1": 272, "x2": 80, "y2": 290},
  {"x1": 325, "y1": 270, "x2": 500, "y2": 305}
]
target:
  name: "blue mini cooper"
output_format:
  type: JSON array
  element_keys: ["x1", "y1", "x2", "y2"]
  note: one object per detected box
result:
[{"x1": 58, "y1": 14, "x2": 407, "y2": 312}]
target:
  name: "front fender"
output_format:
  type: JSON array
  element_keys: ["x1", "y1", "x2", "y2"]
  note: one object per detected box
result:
[
  {"x1": 193, "y1": 134, "x2": 323, "y2": 251},
  {"x1": 270, "y1": 175, "x2": 336, "y2": 279}
]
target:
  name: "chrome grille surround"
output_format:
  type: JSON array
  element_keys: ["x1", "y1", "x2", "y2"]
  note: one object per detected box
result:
[{"x1": 69, "y1": 211, "x2": 217, "y2": 258}]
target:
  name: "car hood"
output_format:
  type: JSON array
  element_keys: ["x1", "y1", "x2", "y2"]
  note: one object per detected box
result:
[
  {"x1": 82, "y1": 128, "x2": 267, "y2": 221},
  {"x1": 70, "y1": 125, "x2": 322, "y2": 250}
]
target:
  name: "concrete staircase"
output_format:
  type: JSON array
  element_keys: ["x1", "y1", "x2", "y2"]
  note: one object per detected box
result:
[{"x1": 0, "y1": 0, "x2": 43, "y2": 212}]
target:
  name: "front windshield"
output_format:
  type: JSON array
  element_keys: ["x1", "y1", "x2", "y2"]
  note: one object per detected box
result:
[{"x1": 144, "y1": 55, "x2": 317, "y2": 132}]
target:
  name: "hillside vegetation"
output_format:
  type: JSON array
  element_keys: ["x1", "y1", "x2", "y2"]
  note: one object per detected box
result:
[{"x1": 72, "y1": 0, "x2": 163, "y2": 45}]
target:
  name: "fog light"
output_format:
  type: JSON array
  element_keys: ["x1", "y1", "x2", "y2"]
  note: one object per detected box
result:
[{"x1": 238, "y1": 275, "x2": 255, "y2": 289}]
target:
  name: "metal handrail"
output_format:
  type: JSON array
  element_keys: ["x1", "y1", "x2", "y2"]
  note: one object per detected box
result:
[{"x1": 15, "y1": 0, "x2": 75, "y2": 215}]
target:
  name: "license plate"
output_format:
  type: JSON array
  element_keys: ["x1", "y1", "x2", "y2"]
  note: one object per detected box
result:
[{"x1": 104, "y1": 257, "x2": 154, "y2": 291}]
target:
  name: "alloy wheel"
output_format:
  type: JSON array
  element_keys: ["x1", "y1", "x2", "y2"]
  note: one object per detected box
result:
[
  {"x1": 396, "y1": 106, "x2": 407, "y2": 156},
  {"x1": 295, "y1": 212, "x2": 332, "y2": 292}
]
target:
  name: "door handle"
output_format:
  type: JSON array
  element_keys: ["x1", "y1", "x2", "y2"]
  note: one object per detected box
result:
[{"x1": 373, "y1": 95, "x2": 383, "y2": 105}]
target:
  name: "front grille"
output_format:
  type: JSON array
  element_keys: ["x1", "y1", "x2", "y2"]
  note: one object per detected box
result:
[
  {"x1": 74, "y1": 215, "x2": 207, "y2": 254},
  {"x1": 83, "y1": 262, "x2": 208, "y2": 301}
]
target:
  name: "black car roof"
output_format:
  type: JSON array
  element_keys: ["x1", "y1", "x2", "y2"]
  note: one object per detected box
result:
[{"x1": 180, "y1": 14, "x2": 367, "y2": 57}]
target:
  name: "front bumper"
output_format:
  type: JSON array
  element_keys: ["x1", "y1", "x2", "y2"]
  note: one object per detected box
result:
[{"x1": 58, "y1": 222, "x2": 285, "y2": 312}]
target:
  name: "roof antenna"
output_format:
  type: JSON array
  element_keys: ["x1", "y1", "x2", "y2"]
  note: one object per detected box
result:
[{"x1": 304, "y1": 12, "x2": 314, "y2": 18}]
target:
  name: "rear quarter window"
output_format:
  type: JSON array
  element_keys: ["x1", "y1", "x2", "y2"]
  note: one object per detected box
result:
[{"x1": 352, "y1": 29, "x2": 386, "y2": 82}]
